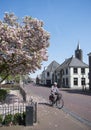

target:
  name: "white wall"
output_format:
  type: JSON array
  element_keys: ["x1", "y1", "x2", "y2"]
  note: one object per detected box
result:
[{"x1": 69, "y1": 67, "x2": 89, "y2": 88}]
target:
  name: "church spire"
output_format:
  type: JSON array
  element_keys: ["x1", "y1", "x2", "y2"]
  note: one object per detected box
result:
[
  {"x1": 75, "y1": 42, "x2": 83, "y2": 61},
  {"x1": 77, "y1": 41, "x2": 80, "y2": 50}
]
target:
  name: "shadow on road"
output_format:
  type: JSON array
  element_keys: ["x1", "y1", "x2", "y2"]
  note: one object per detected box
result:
[
  {"x1": 38, "y1": 102, "x2": 52, "y2": 107},
  {"x1": 38, "y1": 102, "x2": 64, "y2": 109}
]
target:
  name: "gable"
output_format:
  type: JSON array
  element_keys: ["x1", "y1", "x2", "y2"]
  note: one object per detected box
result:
[{"x1": 46, "y1": 60, "x2": 60, "y2": 72}]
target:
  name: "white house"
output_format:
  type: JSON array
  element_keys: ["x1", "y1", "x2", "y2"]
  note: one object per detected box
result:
[
  {"x1": 40, "y1": 43, "x2": 89, "y2": 89},
  {"x1": 54, "y1": 56, "x2": 89, "y2": 89},
  {"x1": 41, "y1": 60, "x2": 60, "y2": 86},
  {"x1": 53, "y1": 43, "x2": 89, "y2": 89}
]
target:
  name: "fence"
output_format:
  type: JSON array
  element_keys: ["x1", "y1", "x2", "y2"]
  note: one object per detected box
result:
[
  {"x1": 0, "y1": 101, "x2": 37, "y2": 123},
  {"x1": 0, "y1": 103, "x2": 26, "y2": 117}
]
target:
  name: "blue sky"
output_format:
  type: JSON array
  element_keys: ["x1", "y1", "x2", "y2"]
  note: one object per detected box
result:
[{"x1": 0, "y1": 0, "x2": 91, "y2": 78}]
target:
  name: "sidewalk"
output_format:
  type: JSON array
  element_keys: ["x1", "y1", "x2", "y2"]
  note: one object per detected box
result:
[{"x1": 0, "y1": 90, "x2": 91, "y2": 130}]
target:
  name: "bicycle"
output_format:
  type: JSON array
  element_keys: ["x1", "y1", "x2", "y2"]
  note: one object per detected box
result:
[{"x1": 49, "y1": 92, "x2": 64, "y2": 109}]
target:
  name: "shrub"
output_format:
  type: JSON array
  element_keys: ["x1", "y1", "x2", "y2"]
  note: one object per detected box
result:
[
  {"x1": 13, "y1": 113, "x2": 22, "y2": 125},
  {"x1": 1, "y1": 112, "x2": 26, "y2": 126},
  {"x1": 22, "y1": 112, "x2": 26, "y2": 125},
  {"x1": 13, "y1": 113, "x2": 23, "y2": 125},
  {"x1": 4, "y1": 114, "x2": 13, "y2": 126},
  {"x1": 0, "y1": 115, "x2": 3, "y2": 125},
  {"x1": 0, "y1": 89, "x2": 7, "y2": 102}
]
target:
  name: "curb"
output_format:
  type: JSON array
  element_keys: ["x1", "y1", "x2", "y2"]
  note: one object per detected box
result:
[{"x1": 62, "y1": 107, "x2": 91, "y2": 127}]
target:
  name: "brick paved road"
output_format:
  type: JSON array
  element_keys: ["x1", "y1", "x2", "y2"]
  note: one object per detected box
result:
[
  {"x1": 24, "y1": 83, "x2": 91, "y2": 125},
  {"x1": 0, "y1": 83, "x2": 91, "y2": 130},
  {"x1": 60, "y1": 88, "x2": 91, "y2": 122}
]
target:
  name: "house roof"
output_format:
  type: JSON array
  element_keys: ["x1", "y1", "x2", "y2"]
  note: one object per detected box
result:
[
  {"x1": 88, "y1": 52, "x2": 91, "y2": 56},
  {"x1": 45, "y1": 60, "x2": 60, "y2": 72},
  {"x1": 69, "y1": 57, "x2": 88, "y2": 67},
  {"x1": 56, "y1": 56, "x2": 88, "y2": 71}
]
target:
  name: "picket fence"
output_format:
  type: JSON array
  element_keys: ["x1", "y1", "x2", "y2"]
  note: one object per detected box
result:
[{"x1": 0, "y1": 102, "x2": 26, "y2": 117}]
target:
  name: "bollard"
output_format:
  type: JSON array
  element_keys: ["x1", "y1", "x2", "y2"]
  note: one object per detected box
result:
[
  {"x1": 25, "y1": 101, "x2": 37, "y2": 126},
  {"x1": 34, "y1": 102, "x2": 37, "y2": 123},
  {"x1": 33, "y1": 102, "x2": 37, "y2": 123},
  {"x1": 26, "y1": 106, "x2": 33, "y2": 126},
  {"x1": 30, "y1": 101, "x2": 37, "y2": 123}
]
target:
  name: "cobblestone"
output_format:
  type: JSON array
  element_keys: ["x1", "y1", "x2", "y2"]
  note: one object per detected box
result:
[{"x1": 0, "y1": 87, "x2": 91, "y2": 130}]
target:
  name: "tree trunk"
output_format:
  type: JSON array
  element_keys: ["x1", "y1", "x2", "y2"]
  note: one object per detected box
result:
[{"x1": 0, "y1": 74, "x2": 9, "y2": 84}]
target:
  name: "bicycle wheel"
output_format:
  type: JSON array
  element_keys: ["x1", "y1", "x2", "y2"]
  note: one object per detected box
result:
[{"x1": 56, "y1": 98, "x2": 64, "y2": 109}]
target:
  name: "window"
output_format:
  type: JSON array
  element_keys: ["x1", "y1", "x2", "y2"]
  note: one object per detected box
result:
[
  {"x1": 74, "y1": 68, "x2": 78, "y2": 74},
  {"x1": 81, "y1": 78, "x2": 85, "y2": 85},
  {"x1": 66, "y1": 78, "x2": 68, "y2": 86},
  {"x1": 62, "y1": 70, "x2": 64, "y2": 75},
  {"x1": 74, "y1": 78, "x2": 78, "y2": 85},
  {"x1": 81, "y1": 68, "x2": 85, "y2": 74},
  {"x1": 57, "y1": 73, "x2": 60, "y2": 79},
  {"x1": 66, "y1": 68, "x2": 68, "y2": 75},
  {"x1": 62, "y1": 78, "x2": 65, "y2": 86},
  {"x1": 47, "y1": 72, "x2": 50, "y2": 77}
]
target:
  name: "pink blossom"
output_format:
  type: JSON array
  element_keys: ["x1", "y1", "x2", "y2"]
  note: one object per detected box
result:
[{"x1": 0, "y1": 12, "x2": 50, "y2": 80}]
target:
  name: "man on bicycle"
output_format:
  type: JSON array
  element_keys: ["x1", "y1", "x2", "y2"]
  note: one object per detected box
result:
[{"x1": 51, "y1": 82, "x2": 61, "y2": 104}]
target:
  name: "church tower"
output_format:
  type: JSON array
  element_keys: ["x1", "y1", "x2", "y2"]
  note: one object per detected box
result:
[{"x1": 75, "y1": 42, "x2": 83, "y2": 61}]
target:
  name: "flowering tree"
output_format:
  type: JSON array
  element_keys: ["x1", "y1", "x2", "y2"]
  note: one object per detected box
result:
[{"x1": 0, "y1": 12, "x2": 50, "y2": 83}]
